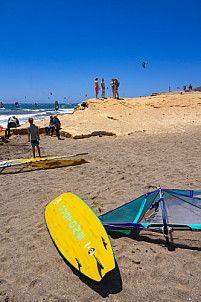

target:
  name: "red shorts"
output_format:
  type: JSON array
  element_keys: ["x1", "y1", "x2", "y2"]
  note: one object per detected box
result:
[{"x1": 95, "y1": 86, "x2": 99, "y2": 92}]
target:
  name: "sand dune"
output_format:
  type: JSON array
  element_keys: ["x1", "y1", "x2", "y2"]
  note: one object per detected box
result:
[{"x1": 12, "y1": 92, "x2": 201, "y2": 139}]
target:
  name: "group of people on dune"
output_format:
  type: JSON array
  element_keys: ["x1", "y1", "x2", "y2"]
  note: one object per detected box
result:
[{"x1": 95, "y1": 78, "x2": 120, "y2": 99}]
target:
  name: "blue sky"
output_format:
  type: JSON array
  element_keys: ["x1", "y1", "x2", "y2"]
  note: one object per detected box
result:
[{"x1": 0, "y1": 0, "x2": 200, "y2": 103}]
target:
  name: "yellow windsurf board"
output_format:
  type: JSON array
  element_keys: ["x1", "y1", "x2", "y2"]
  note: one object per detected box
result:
[
  {"x1": 45, "y1": 193, "x2": 115, "y2": 282},
  {"x1": 27, "y1": 159, "x2": 86, "y2": 168}
]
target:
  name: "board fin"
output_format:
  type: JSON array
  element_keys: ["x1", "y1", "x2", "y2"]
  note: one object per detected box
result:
[
  {"x1": 101, "y1": 237, "x2": 108, "y2": 249},
  {"x1": 94, "y1": 255, "x2": 104, "y2": 270},
  {"x1": 75, "y1": 258, "x2": 82, "y2": 270}
]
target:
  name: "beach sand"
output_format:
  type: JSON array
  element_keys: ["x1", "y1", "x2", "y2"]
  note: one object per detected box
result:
[{"x1": 1, "y1": 94, "x2": 201, "y2": 301}]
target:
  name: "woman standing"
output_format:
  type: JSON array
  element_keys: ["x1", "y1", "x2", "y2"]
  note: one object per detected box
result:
[{"x1": 95, "y1": 78, "x2": 99, "y2": 99}]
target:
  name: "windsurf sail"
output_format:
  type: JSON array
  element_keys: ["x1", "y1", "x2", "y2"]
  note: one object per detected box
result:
[
  {"x1": 55, "y1": 101, "x2": 59, "y2": 111},
  {"x1": 99, "y1": 188, "x2": 201, "y2": 242},
  {"x1": 0, "y1": 153, "x2": 88, "y2": 171}
]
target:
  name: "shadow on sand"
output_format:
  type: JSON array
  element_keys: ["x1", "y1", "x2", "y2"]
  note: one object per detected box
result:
[
  {"x1": 50, "y1": 239, "x2": 122, "y2": 297},
  {"x1": 107, "y1": 230, "x2": 201, "y2": 252},
  {"x1": 66, "y1": 259, "x2": 122, "y2": 297}
]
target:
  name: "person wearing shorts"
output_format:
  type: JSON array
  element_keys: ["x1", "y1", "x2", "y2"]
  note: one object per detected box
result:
[
  {"x1": 27, "y1": 117, "x2": 41, "y2": 158},
  {"x1": 101, "y1": 78, "x2": 105, "y2": 98}
]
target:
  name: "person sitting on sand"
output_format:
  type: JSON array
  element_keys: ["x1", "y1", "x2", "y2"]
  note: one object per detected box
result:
[
  {"x1": 101, "y1": 78, "x2": 105, "y2": 98},
  {"x1": 45, "y1": 115, "x2": 54, "y2": 135},
  {"x1": 81, "y1": 101, "x2": 88, "y2": 109},
  {"x1": 51, "y1": 114, "x2": 61, "y2": 139},
  {"x1": 27, "y1": 117, "x2": 41, "y2": 158},
  {"x1": 5, "y1": 116, "x2": 20, "y2": 139},
  {"x1": 95, "y1": 78, "x2": 100, "y2": 99}
]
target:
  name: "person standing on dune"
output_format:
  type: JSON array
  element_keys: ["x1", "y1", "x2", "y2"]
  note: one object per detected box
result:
[
  {"x1": 111, "y1": 79, "x2": 115, "y2": 98},
  {"x1": 95, "y1": 78, "x2": 99, "y2": 99},
  {"x1": 101, "y1": 78, "x2": 105, "y2": 98}
]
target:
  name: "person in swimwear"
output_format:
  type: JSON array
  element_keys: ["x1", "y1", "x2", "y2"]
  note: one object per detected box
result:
[
  {"x1": 110, "y1": 79, "x2": 115, "y2": 98},
  {"x1": 115, "y1": 79, "x2": 120, "y2": 98},
  {"x1": 95, "y1": 78, "x2": 100, "y2": 99},
  {"x1": 101, "y1": 78, "x2": 105, "y2": 98}
]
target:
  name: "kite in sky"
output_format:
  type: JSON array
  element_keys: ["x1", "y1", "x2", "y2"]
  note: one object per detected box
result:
[{"x1": 142, "y1": 61, "x2": 148, "y2": 68}]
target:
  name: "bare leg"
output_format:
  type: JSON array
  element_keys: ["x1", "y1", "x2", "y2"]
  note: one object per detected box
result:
[
  {"x1": 32, "y1": 146, "x2": 36, "y2": 158},
  {"x1": 96, "y1": 90, "x2": 98, "y2": 99},
  {"x1": 37, "y1": 146, "x2": 41, "y2": 157}
]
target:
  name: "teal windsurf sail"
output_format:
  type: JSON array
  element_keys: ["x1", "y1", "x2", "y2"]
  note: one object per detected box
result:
[
  {"x1": 99, "y1": 188, "x2": 201, "y2": 243},
  {"x1": 55, "y1": 101, "x2": 59, "y2": 111}
]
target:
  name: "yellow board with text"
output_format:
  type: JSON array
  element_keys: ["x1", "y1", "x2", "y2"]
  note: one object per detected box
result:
[{"x1": 45, "y1": 193, "x2": 115, "y2": 282}]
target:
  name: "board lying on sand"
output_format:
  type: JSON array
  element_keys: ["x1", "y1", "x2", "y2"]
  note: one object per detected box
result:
[
  {"x1": 0, "y1": 153, "x2": 88, "y2": 172},
  {"x1": 45, "y1": 193, "x2": 115, "y2": 282},
  {"x1": 27, "y1": 158, "x2": 86, "y2": 168}
]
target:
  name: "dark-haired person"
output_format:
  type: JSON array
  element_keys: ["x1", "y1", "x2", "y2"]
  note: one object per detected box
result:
[
  {"x1": 51, "y1": 115, "x2": 61, "y2": 139},
  {"x1": 95, "y1": 78, "x2": 99, "y2": 99},
  {"x1": 5, "y1": 116, "x2": 20, "y2": 139},
  {"x1": 45, "y1": 115, "x2": 54, "y2": 135},
  {"x1": 115, "y1": 79, "x2": 120, "y2": 98}
]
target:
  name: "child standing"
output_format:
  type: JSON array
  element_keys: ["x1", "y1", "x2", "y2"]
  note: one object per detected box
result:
[{"x1": 27, "y1": 117, "x2": 41, "y2": 158}]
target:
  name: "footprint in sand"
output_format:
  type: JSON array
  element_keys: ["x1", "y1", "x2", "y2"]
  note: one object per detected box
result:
[
  {"x1": 183, "y1": 262, "x2": 200, "y2": 275},
  {"x1": 28, "y1": 279, "x2": 41, "y2": 290},
  {"x1": 154, "y1": 254, "x2": 165, "y2": 266},
  {"x1": 0, "y1": 238, "x2": 11, "y2": 245}
]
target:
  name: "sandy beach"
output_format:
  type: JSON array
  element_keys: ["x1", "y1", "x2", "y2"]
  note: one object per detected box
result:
[{"x1": 1, "y1": 93, "x2": 201, "y2": 301}]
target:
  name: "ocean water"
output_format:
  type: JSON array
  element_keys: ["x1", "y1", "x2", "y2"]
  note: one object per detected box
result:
[{"x1": 0, "y1": 103, "x2": 76, "y2": 128}]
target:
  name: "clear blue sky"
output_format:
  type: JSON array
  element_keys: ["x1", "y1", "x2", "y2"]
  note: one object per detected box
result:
[{"x1": 0, "y1": 0, "x2": 200, "y2": 103}]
